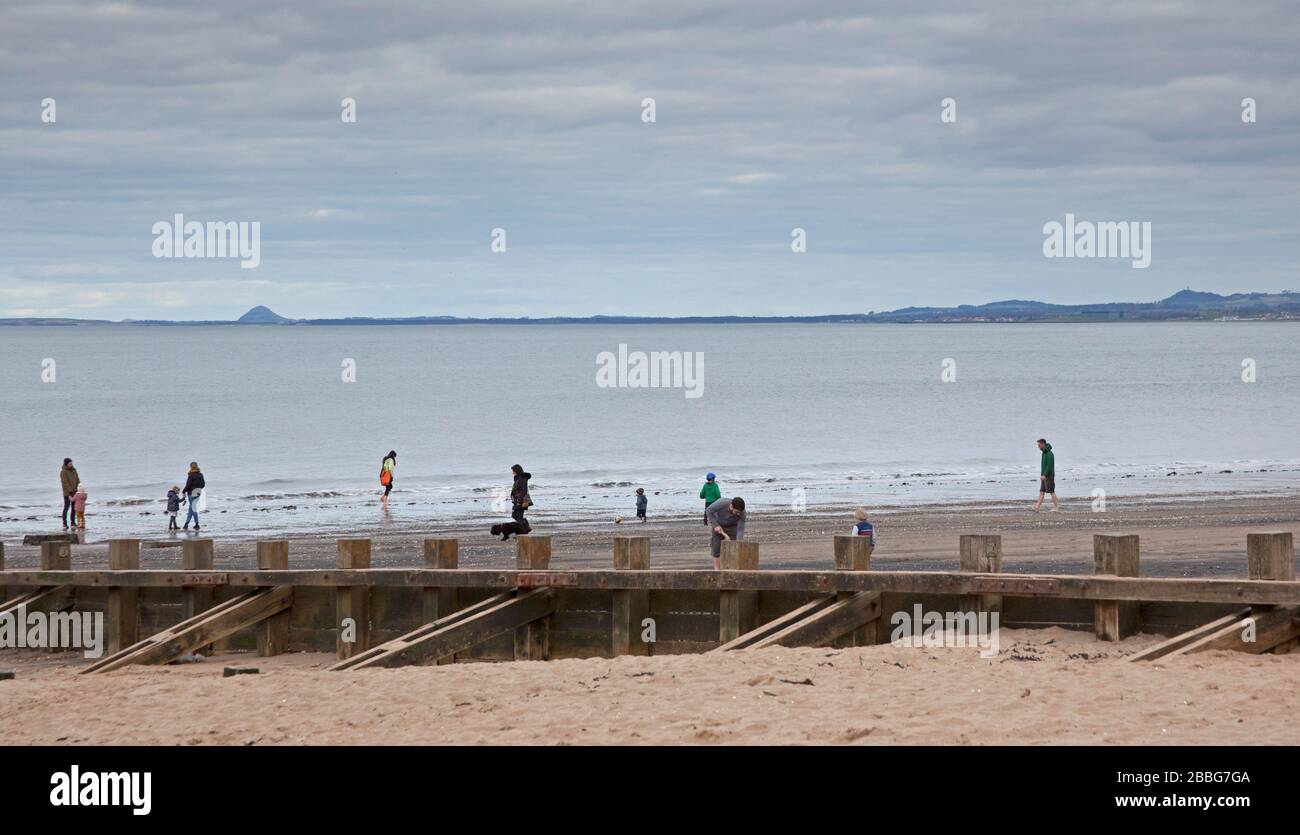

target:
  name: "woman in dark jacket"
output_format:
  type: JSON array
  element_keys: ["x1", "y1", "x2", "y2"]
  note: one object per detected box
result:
[
  {"x1": 182, "y1": 462, "x2": 206, "y2": 530},
  {"x1": 510, "y1": 464, "x2": 532, "y2": 522}
]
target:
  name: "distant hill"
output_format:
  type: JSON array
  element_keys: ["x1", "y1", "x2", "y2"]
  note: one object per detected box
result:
[{"x1": 3, "y1": 291, "x2": 1299, "y2": 326}]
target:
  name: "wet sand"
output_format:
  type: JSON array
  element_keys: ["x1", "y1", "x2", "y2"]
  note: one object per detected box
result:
[{"x1": 5, "y1": 491, "x2": 1299, "y2": 578}]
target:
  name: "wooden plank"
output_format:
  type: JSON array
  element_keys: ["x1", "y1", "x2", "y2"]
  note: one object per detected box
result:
[
  {"x1": 1126, "y1": 609, "x2": 1252, "y2": 662},
  {"x1": 336, "y1": 539, "x2": 372, "y2": 660},
  {"x1": 181, "y1": 539, "x2": 216, "y2": 654},
  {"x1": 333, "y1": 589, "x2": 556, "y2": 670},
  {"x1": 833, "y1": 536, "x2": 872, "y2": 571},
  {"x1": 612, "y1": 537, "x2": 651, "y2": 657},
  {"x1": 748, "y1": 591, "x2": 882, "y2": 649},
  {"x1": 82, "y1": 586, "x2": 294, "y2": 674},
  {"x1": 1165, "y1": 606, "x2": 1300, "y2": 657},
  {"x1": 715, "y1": 595, "x2": 835, "y2": 651},
  {"x1": 0, "y1": 586, "x2": 73, "y2": 619},
  {"x1": 422, "y1": 538, "x2": 459, "y2": 664},
  {"x1": 106, "y1": 539, "x2": 140, "y2": 655},
  {"x1": 1247, "y1": 532, "x2": 1295, "y2": 581},
  {"x1": 40, "y1": 541, "x2": 71, "y2": 571},
  {"x1": 719, "y1": 541, "x2": 760, "y2": 645},
  {"x1": 514, "y1": 537, "x2": 552, "y2": 659},
  {"x1": 1094, "y1": 534, "x2": 1140, "y2": 641},
  {"x1": 959, "y1": 534, "x2": 1002, "y2": 617},
  {"x1": 331, "y1": 592, "x2": 512, "y2": 670},
  {"x1": 256, "y1": 541, "x2": 290, "y2": 656}
]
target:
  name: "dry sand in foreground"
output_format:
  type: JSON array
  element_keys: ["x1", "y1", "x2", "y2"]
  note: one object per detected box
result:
[{"x1": 2, "y1": 628, "x2": 1296, "y2": 745}]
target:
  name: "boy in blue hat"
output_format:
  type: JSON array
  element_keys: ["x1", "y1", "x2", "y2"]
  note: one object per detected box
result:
[{"x1": 699, "y1": 472, "x2": 721, "y2": 524}]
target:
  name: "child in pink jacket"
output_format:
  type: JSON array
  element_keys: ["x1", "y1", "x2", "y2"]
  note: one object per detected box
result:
[{"x1": 72, "y1": 484, "x2": 88, "y2": 529}]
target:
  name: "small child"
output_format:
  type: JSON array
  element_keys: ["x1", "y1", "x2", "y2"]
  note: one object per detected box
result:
[
  {"x1": 166, "y1": 485, "x2": 183, "y2": 531},
  {"x1": 850, "y1": 507, "x2": 875, "y2": 547},
  {"x1": 73, "y1": 483, "x2": 88, "y2": 529},
  {"x1": 635, "y1": 488, "x2": 647, "y2": 522}
]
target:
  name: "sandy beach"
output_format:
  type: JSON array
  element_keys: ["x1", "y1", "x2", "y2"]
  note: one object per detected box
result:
[
  {"x1": 6, "y1": 490, "x2": 1299, "y2": 577},
  {"x1": 2, "y1": 628, "x2": 1296, "y2": 746}
]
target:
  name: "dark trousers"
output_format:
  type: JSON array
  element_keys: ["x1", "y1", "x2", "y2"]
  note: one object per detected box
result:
[
  {"x1": 512, "y1": 504, "x2": 527, "y2": 523},
  {"x1": 62, "y1": 494, "x2": 73, "y2": 527}
]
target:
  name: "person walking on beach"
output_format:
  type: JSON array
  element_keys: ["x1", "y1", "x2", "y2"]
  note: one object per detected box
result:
[
  {"x1": 635, "y1": 487, "x2": 648, "y2": 522},
  {"x1": 510, "y1": 464, "x2": 532, "y2": 523},
  {"x1": 699, "y1": 472, "x2": 721, "y2": 525},
  {"x1": 706, "y1": 495, "x2": 746, "y2": 570},
  {"x1": 59, "y1": 458, "x2": 79, "y2": 529},
  {"x1": 165, "y1": 485, "x2": 183, "y2": 531},
  {"x1": 182, "y1": 462, "x2": 205, "y2": 530},
  {"x1": 1033, "y1": 439, "x2": 1059, "y2": 512},
  {"x1": 72, "y1": 483, "x2": 88, "y2": 529},
  {"x1": 380, "y1": 450, "x2": 397, "y2": 501}
]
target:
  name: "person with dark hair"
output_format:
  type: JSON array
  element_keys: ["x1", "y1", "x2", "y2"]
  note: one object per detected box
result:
[
  {"x1": 380, "y1": 450, "x2": 397, "y2": 500},
  {"x1": 1032, "y1": 438, "x2": 1059, "y2": 512},
  {"x1": 705, "y1": 496, "x2": 746, "y2": 570},
  {"x1": 510, "y1": 464, "x2": 532, "y2": 522},
  {"x1": 59, "y1": 457, "x2": 79, "y2": 529},
  {"x1": 182, "y1": 462, "x2": 205, "y2": 530}
]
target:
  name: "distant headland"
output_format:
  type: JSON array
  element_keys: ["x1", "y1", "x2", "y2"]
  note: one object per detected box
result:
[{"x1": 4, "y1": 290, "x2": 1299, "y2": 326}]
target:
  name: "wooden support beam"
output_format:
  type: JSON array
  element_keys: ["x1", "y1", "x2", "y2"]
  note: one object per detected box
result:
[
  {"x1": 832, "y1": 535, "x2": 876, "y2": 647},
  {"x1": 331, "y1": 589, "x2": 556, "y2": 671},
  {"x1": 1247, "y1": 532, "x2": 1294, "y2": 581},
  {"x1": 719, "y1": 541, "x2": 760, "y2": 645},
  {"x1": 255, "y1": 541, "x2": 290, "y2": 656},
  {"x1": 106, "y1": 539, "x2": 139, "y2": 655},
  {"x1": 1126, "y1": 609, "x2": 1252, "y2": 662},
  {"x1": 715, "y1": 595, "x2": 836, "y2": 651},
  {"x1": 959, "y1": 534, "x2": 1003, "y2": 617},
  {"x1": 181, "y1": 539, "x2": 217, "y2": 654},
  {"x1": 422, "y1": 539, "x2": 459, "y2": 664},
  {"x1": 1094, "y1": 535, "x2": 1140, "y2": 641},
  {"x1": 747, "y1": 591, "x2": 883, "y2": 650},
  {"x1": 1162, "y1": 606, "x2": 1300, "y2": 657},
  {"x1": 514, "y1": 536, "x2": 552, "y2": 660},
  {"x1": 612, "y1": 537, "x2": 651, "y2": 657},
  {"x1": 82, "y1": 586, "x2": 294, "y2": 674},
  {"x1": 336, "y1": 539, "x2": 372, "y2": 660},
  {"x1": 0, "y1": 586, "x2": 73, "y2": 619},
  {"x1": 40, "y1": 541, "x2": 71, "y2": 571}
]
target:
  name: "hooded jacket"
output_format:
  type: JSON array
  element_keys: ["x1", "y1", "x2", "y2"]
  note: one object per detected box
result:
[
  {"x1": 60, "y1": 464, "x2": 80, "y2": 497},
  {"x1": 511, "y1": 471, "x2": 532, "y2": 505},
  {"x1": 699, "y1": 480, "x2": 721, "y2": 504},
  {"x1": 1040, "y1": 443, "x2": 1055, "y2": 478},
  {"x1": 183, "y1": 470, "x2": 206, "y2": 496}
]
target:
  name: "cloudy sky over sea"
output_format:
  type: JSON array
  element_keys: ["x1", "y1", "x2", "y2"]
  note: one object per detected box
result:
[{"x1": 2, "y1": 1, "x2": 1297, "y2": 320}]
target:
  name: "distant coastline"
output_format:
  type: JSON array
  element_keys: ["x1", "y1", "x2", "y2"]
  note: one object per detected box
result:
[{"x1": 5, "y1": 289, "x2": 1300, "y2": 326}]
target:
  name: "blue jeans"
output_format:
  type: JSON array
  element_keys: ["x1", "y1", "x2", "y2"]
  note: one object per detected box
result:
[{"x1": 185, "y1": 493, "x2": 201, "y2": 527}]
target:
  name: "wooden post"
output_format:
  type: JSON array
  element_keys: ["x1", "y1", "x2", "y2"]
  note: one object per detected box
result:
[
  {"x1": 181, "y1": 539, "x2": 218, "y2": 654},
  {"x1": 422, "y1": 538, "x2": 459, "y2": 664},
  {"x1": 514, "y1": 536, "x2": 551, "y2": 660},
  {"x1": 40, "y1": 540, "x2": 71, "y2": 571},
  {"x1": 719, "y1": 540, "x2": 760, "y2": 645},
  {"x1": 832, "y1": 535, "x2": 875, "y2": 647},
  {"x1": 256, "y1": 540, "x2": 290, "y2": 656},
  {"x1": 1247, "y1": 532, "x2": 1295, "y2": 581},
  {"x1": 106, "y1": 539, "x2": 140, "y2": 654},
  {"x1": 336, "y1": 539, "x2": 372, "y2": 660},
  {"x1": 1246, "y1": 532, "x2": 1296, "y2": 654},
  {"x1": 959, "y1": 534, "x2": 1003, "y2": 617},
  {"x1": 612, "y1": 537, "x2": 651, "y2": 657},
  {"x1": 1094, "y1": 534, "x2": 1140, "y2": 641}
]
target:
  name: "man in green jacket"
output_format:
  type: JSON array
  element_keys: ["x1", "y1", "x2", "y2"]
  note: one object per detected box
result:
[
  {"x1": 1033, "y1": 439, "x2": 1059, "y2": 512},
  {"x1": 699, "y1": 472, "x2": 721, "y2": 525},
  {"x1": 60, "y1": 457, "x2": 80, "y2": 529}
]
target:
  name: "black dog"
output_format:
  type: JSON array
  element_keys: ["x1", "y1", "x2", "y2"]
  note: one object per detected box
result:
[{"x1": 490, "y1": 519, "x2": 532, "y2": 541}]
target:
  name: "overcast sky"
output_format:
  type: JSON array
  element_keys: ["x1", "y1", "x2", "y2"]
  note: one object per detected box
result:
[{"x1": 2, "y1": 1, "x2": 1297, "y2": 319}]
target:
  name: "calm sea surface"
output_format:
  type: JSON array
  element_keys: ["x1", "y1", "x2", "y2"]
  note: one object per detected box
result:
[{"x1": 1, "y1": 322, "x2": 1297, "y2": 539}]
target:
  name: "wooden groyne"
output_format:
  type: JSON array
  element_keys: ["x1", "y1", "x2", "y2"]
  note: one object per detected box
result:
[{"x1": 1, "y1": 533, "x2": 1296, "y2": 672}]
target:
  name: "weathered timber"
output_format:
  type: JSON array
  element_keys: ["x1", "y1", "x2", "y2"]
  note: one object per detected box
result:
[
  {"x1": 719, "y1": 541, "x2": 760, "y2": 644},
  {"x1": 746, "y1": 591, "x2": 883, "y2": 649},
  {"x1": 40, "y1": 541, "x2": 71, "y2": 571},
  {"x1": 1164, "y1": 606, "x2": 1300, "y2": 657},
  {"x1": 422, "y1": 538, "x2": 459, "y2": 664},
  {"x1": 331, "y1": 589, "x2": 557, "y2": 670},
  {"x1": 1094, "y1": 535, "x2": 1141, "y2": 641},
  {"x1": 256, "y1": 541, "x2": 290, "y2": 657},
  {"x1": 515, "y1": 537, "x2": 552, "y2": 660},
  {"x1": 82, "y1": 586, "x2": 294, "y2": 674},
  {"x1": 1247, "y1": 532, "x2": 1295, "y2": 581},
  {"x1": 181, "y1": 539, "x2": 216, "y2": 654},
  {"x1": 1126, "y1": 609, "x2": 1252, "y2": 662},
  {"x1": 959, "y1": 534, "x2": 1003, "y2": 616},
  {"x1": 106, "y1": 539, "x2": 140, "y2": 654},
  {"x1": 612, "y1": 537, "x2": 651, "y2": 657},
  {"x1": 714, "y1": 595, "x2": 836, "y2": 651},
  {"x1": 0, "y1": 586, "x2": 73, "y2": 619},
  {"x1": 336, "y1": 539, "x2": 372, "y2": 660}
]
